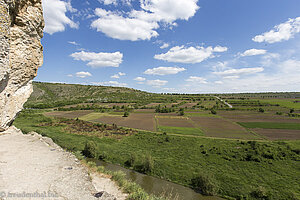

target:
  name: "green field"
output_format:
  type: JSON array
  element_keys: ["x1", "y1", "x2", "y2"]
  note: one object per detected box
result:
[
  {"x1": 14, "y1": 110, "x2": 300, "y2": 200},
  {"x1": 258, "y1": 99, "x2": 300, "y2": 109},
  {"x1": 157, "y1": 126, "x2": 204, "y2": 136},
  {"x1": 238, "y1": 122, "x2": 300, "y2": 130}
]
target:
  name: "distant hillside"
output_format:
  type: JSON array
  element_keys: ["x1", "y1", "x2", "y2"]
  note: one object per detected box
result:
[{"x1": 25, "y1": 82, "x2": 167, "y2": 108}]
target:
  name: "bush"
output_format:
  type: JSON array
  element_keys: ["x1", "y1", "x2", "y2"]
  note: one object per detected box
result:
[
  {"x1": 191, "y1": 173, "x2": 219, "y2": 195},
  {"x1": 210, "y1": 109, "x2": 217, "y2": 115},
  {"x1": 251, "y1": 186, "x2": 269, "y2": 199},
  {"x1": 140, "y1": 154, "x2": 154, "y2": 173},
  {"x1": 82, "y1": 141, "x2": 98, "y2": 158},
  {"x1": 258, "y1": 108, "x2": 265, "y2": 113},
  {"x1": 123, "y1": 111, "x2": 130, "y2": 117},
  {"x1": 125, "y1": 153, "x2": 137, "y2": 167}
]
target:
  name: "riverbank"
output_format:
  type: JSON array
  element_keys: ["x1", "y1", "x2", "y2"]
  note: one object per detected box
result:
[{"x1": 0, "y1": 126, "x2": 125, "y2": 200}]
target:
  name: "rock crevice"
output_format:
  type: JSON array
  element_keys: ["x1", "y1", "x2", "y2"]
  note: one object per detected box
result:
[{"x1": 0, "y1": 0, "x2": 44, "y2": 131}]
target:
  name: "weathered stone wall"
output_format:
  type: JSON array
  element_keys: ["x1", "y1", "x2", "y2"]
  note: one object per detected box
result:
[{"x1": 0, "y1": 0, "x2": 44, "y2": 131}]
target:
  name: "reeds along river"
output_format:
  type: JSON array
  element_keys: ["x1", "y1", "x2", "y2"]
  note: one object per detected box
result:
[{"x1": 94, "y1": 160, "x2": 223, "y2": 200}]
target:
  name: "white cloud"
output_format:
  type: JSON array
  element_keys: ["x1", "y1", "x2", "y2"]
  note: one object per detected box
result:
[
  {"x1": 75, "y1": 71, "x2": 92, "y2": 78},
  {"x1": 214, "y1": 81, "x2": 223, "y2": 84},
  {"x1": 213, "y1": 67, "x2": 264, "y2": 77},
  {"x1": 93, "y1": 81, "x2": 128, "y2": 87},
  {"x1": 253, "y1": 17, "x2": 300, "y2": 43},
  {"x1": 144, "y1": 66, "x2": 186, "y2": 75},
  {"x1": 241, "y1": 49, "x2": 267, "y2": 57},
  {"x1": 91, "y1": 0, "x2": 199, "y2": 41},
  {"x1": 68, "y1": 41, "x2": 79, "y2": 46},
  {"x1": 99, "y1": 0, "x2": 117, "y2": 5},
  {"x1": 67, "y1": 74, "x2": 73, "y2": 77},
  {"x1": 160, "y1": 43, "x2": 170, "y2": 49},
  {"x1": 111, "y1": 72, "x2": 126, "y2": 79},
  {"x1": 134, "y1": 77, "x2": 146, "y2": 81},
  {"x1": 70, "y1": 51, "x2": 123, "y2": 68},
  {"x1": 43, "y1": 0, "x2": 79, "y2": 34},
  {"x1": 111, "y1": 74, "x2": 120, "y2": 79},
  {"x1": 213, "y1": 46, "x2": 228, "y2": 53},
  {"x1": 154, "y1": 45, "x2": 227, "y2": 64},
  {"x1": 91, "y1": 8, "x2": 159, "y2": 41},
  {"x1": 146, "y1": 79, "x2": 168, "y2": 87},
  {"x1": 185, "y1": 76, "x2": 207, "y2": 84}
]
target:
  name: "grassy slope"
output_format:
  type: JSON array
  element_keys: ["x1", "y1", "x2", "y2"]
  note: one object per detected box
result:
[
  {"x1": 258, "y1": 99, "x2": 300, "y2": 109},
  {"x1": 14, "y1": 110, "x2": 300, "y2": 200}
]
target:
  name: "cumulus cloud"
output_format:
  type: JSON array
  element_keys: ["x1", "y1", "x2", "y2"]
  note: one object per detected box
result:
[
  {"x1": 154, "y1": 45, "x2": 227, "y2": 64},
  {"x1": 68, "y1": 41, "x2": 79, "y2": 46},
  {"x1": 70, "y1": 51, "x2": 123, "y2": 68},
  {"x1": 92, "y1": 81, "x2": 128, "y2": 87},
  {"x1": 75, "y1": 71, "x2": 92, "y2": 78},
  {"x1": 134, "y1": 77, "x2": 146, "y2": 81},
  {"x1": 185, "y1": 76, "x2": 207, "y2": 84},
  {"x1": 99, "y1": 0, "x2": 117, "y2": 5},
  {"x1": 241, "y1": 49, "x2": 267, "y2": 57},
  {"x1": 160, "y1": 43, "x2": 170, "y2": 49},
  {"x1": 144, "y1": 67, "x2": 186, "y2": 75},
  {"x1": 91, "y1": 8, "x2": 159, "y2": 41},
  {"x1": 43, "y1": 0, "x2": 79, "y2": 34},
  {"x1": 91, "y1": 0, "x2": 199, "y2": 41},
  {"x1": 253, "y1": 17, "x2": 300, "y2": 43},
  {"x1": 146, "y1": 79, "x2": 168, "y2": 87},
  {"x1": 111, "y1": 72, "x2": 126, "y2": 79},
  {"x1": 213, "y1": 67, "x2": 264, "y2": 77}
]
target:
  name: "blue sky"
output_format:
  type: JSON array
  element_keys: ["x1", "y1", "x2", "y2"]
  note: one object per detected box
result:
[{"x1": 39, "y1": 0, "x2": 300, "y2": 93}]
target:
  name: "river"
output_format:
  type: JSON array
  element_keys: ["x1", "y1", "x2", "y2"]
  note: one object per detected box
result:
[{"x1": 94, "y1": 160, "x2": 223, "y2": 200}]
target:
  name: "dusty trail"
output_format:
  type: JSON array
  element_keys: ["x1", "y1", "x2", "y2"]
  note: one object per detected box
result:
[{"x1": 0, "y1": 127, "x2": 126, "y2": 200}]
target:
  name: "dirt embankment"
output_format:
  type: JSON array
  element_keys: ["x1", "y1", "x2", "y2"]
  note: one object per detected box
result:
[{"x1": 0, "y1": 127, "x2": 126, "y2": 200}]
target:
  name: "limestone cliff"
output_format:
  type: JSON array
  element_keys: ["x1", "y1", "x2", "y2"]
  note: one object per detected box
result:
[{"x1": 0, "y1": 0, "x2": 44, "y2": 131}]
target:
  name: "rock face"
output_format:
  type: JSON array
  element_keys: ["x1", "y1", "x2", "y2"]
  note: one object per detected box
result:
[{"x1": 0, "y1": 0, "x2": 44, "y2": 131}]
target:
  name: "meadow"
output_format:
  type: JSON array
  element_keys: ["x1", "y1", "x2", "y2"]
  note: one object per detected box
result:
[
  {"x1": 17, "y1": 82, "x2": 300, "y2": 199},
  {"x1": 14, "y1": 110, "x2": 300, "y2": 200}
]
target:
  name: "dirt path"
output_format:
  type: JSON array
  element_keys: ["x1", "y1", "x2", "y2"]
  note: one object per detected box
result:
[{"x1": 0, "y1": 127, "x2": 126, "y2": 200}]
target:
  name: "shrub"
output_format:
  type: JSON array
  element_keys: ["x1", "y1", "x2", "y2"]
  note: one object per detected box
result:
[
  {"x1": 191, "y1": 173, "x2": 219, "y2": 195},
  {"x1": 82, "y1": 141, "x2": 98, "y2": 158},
  {"x1": 251, "y1": 186, "x2": 269, "y2": 199},
  {"x1": 290, "y1": 108, "x2": 295, "y2": 113},
  {"x1": 140, "y1": 154, "x2": 154, "y2": 173},
  {"x1": 125, "y1": 153, "x2": 137, "y2": 167},
  {"x1": 123, "y1": 111, "x2": 130, "y2": 117},
  {"x1": 258, "y1": 108, "x2": 265, "y2": 113},
  {"x1": 210, "y1": 109, "x2": 217, "y2": 115}
]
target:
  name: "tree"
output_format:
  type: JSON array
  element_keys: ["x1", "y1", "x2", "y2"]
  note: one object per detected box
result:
[
  {"x1": 210, "y1": 109, "x2": 217, "y2": 115},
  {"x1": 290, "y1": 108, "x2": 295, "y2": 113},
  {"x1": 82, "y1": 141, "x2": 98, "y2": 158},
  {"x1": 123, "y1": 111, "x2": 129, "y2": 117},
  {"x1": 258, "y1": 108, "x2": 265, "y2": 113}
]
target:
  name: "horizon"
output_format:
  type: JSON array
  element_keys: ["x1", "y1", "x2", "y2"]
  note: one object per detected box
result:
[{"x1": 38, "y1": 0, "x2": 300, "y2": 94}]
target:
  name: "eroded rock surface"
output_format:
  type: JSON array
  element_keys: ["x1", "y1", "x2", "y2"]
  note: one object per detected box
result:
[{"x1": 0, "y1": 0, "x2": 44, "y2": 131}]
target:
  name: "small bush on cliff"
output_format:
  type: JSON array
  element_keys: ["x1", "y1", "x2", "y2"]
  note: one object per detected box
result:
[
  {"x1": 191, "y1": 172, "x2": 219, "y2": 196},
  {"x1": 82, "y1": 141, "x2": 98, "y2": 158}
]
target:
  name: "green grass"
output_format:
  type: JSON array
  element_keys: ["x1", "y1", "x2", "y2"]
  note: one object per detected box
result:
[
  {"x1": 14, "y1": 110, "x2": 300, "y2": 200},
  {"x1": 186, "y1": 112, "x2": 221, "y2": 118},
  {"x1": 258, "y1": 99, "x2": 300, "y2": 109},
  {"x1": 158, "y1": 126, "x2": 204, "y2": 136},
  {"x1": 238, "y1": 122, "x2": 300, "y2": 130}
]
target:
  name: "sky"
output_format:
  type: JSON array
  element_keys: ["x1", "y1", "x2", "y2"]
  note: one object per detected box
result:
[{"x1": 38, "y1": 0, "x2": 300, "y2": 94}]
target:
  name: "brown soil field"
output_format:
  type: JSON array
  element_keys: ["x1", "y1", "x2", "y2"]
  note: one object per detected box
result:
[
  {"x1": 44, "y1": 110, "x2": 93, "y2": 118},
  {"x1": 253, "y1": 128, "x2": 300, "y2": 140},
  {"x1": 145, "y1": 103, "x2": 161, "y2": 107},
  {"x1": 157, "y1": 117, "x2": 194, "y2": 127},
  {"x1": 179, "y1": 103, "x2": 198, "y2": 108},
  {"x1": 134, "y1": 109, "x2": 155, "y2": 113},
  {"x1": 92, "y1": 113, "x2": 156, "y2": 131},
  {"x1": 156, "y1": 113, "x2": 179, "y2": 116},
  {"x1": 218, "y1": 111, "x2": 300, "y2": 123},
  {"x1": 190, "y1": 116, "x2": 259, "y2": 139}
]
